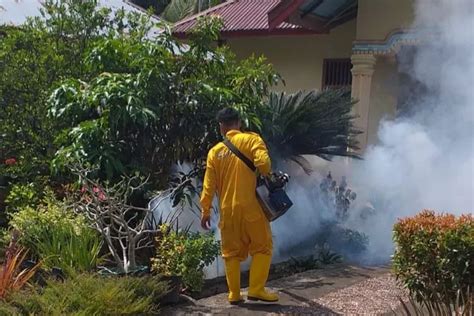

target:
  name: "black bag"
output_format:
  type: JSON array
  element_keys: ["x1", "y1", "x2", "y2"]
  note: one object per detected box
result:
[{"x1": 223, "y1": 139, "x2": 293, "y2": 222}]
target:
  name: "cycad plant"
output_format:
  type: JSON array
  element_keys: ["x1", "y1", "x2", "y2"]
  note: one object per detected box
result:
[{"x1": 259, "y1": 89, "x2": 362, "y2": 173}]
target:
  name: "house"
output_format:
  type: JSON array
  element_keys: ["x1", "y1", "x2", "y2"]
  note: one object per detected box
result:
[{"x1": 172, "y1": 0, "x2": 417, "y2": 151}]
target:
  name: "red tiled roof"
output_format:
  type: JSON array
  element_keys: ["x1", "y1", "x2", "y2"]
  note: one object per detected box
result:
[{"x1": 173, "y1": 0, "x2": 319, "y2": 38}]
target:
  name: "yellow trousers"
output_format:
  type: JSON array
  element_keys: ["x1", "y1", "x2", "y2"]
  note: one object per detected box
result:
[{"x1": 220, "y1": 206, "x2": 273, "y2": 260}]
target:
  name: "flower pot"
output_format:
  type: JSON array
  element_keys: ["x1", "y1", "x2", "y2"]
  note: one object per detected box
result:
[
  {"x1": 160, "y1": 275, "x2": 182, "y2": 305},
  {"x1": 97, "y1": 265, "x2": 149, "y2": 276}
]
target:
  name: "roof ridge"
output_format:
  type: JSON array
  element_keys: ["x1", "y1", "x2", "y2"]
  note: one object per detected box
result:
[{"x1": 173, "y1": 0, "x2": 237, "y2": 27}]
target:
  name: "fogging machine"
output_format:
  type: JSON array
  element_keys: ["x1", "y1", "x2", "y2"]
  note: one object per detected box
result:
[{"x1": 223, "y1": 139, "x2": 293, "y2": 221}]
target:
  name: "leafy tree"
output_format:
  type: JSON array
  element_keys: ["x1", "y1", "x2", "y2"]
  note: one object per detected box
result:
[
  {"x1": 0, "y1": 26, "x2": 57, "y2": 181},
  {"x1": 49, "y1": 15, "x2": 279, "y2": 185},
  {"x1": 0, "y1": 0, "x2": 112, "y2": 183}
]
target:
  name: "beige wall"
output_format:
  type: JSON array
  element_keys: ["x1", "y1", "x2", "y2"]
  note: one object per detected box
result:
[
  {"x1": 227, "y1": 19, "x2": 356, "y2": 92},
  {"x1": 356, "y1": 0, "x2": 415, "y2": 40}
]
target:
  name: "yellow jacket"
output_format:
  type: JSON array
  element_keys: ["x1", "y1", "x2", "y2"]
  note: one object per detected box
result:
[{"x1": 200, "y1": 130, "x2": 271, "y2": 228}]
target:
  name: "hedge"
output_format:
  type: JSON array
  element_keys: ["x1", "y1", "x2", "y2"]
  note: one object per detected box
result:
[{"x1": 393, "y1": 210, "x2": 473, "y2": 304}]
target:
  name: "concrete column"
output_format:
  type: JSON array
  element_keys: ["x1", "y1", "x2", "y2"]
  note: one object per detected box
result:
[{"x1": 351, "y1": 54, "x2": 376, "y2": 152}]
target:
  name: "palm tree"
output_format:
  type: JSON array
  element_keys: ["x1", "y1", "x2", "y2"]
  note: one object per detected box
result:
[
  {"x1": 130, "y1": 0, "x2": 171, "y2": 15},
  {"x1": 161, "y1": 0, "x2": 221, "y2": 23},
  {"x1": 259, "y1": 89, "x2": 362, "y2": 173}
]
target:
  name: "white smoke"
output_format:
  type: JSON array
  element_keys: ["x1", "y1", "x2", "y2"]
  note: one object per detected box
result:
[
  {"x1": 343, "y1": 0, "x2": 474, "y2": 262},
  {"x1": 272, "y1": 0, "x2": 474, "y2": 264}
]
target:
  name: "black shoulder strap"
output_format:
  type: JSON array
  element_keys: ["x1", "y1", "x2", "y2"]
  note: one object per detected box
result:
[{"x1": 223, "y1": 139, "x2": 256, "y2": 173}]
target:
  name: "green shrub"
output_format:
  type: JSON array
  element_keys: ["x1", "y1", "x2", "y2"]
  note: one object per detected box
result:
[
  {"x1": 316, "y1": 243, "x2": 343, "y2": 265},
  {"x1": 1, "y1": 274, "x2": 168, "y2": 315},
  {"x1": 4, "y1": 183, "x2": 43, "y2": 214},
  {"x1": 313, "y1": 224, "x2": 368, "y2": 259},
  {"x1": 393, "y1": 210, "x2": 474, "y2": 307},
  {"x1": 152, "y1": 225, "x2": 220, "y2": 292},
  {"x1": 0, "y1": 1, "x2": 111, "y2": 185},
  {"x1": 288, "y1": 255, "x2": 321, "y2": 273},
  {"x1": 9, "y1": 194, "x2": 102, "y2": 274}
]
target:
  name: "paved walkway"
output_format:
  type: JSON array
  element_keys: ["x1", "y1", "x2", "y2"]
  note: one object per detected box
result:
[{"x1": 162, "y1": 264, "x2": 406, "y2": 315}]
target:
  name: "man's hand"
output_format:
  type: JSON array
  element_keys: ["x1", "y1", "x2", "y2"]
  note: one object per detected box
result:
[{"x1": 201, "y1": 214, "x2": 211, "y2": 230}]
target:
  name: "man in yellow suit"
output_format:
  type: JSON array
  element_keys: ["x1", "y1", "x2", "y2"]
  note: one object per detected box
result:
[{"x1": 200, "y1": 107, "x2": 279, "y2": 304}]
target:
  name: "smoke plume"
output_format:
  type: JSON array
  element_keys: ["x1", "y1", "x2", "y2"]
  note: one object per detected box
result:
[
  {"x1": 274, "y1": 0, "x2": 473, "y2": 264},
  {"x1": 352, "y1": 0, "x2": 473, "y2": 261}
]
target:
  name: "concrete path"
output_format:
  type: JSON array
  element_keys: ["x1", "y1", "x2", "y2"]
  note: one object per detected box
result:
[{"x1": 162, "y1": 264, "x2": 398, "y2": 315}]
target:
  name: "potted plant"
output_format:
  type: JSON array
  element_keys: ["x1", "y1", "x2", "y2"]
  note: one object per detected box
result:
[{"x1": 152, "y1": 224, "x2": 220, "y2": 303}]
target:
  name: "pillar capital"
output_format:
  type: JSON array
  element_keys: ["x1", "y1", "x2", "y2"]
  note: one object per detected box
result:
[{"x1": 351, "y1": 54, "x2": 376, "y2": 77}]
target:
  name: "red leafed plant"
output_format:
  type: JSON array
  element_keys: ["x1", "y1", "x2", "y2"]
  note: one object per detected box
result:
[
  {"x1": 0, "y1": 241, "x2": 40, "y2": 299},
  {"x1": 393, "y1": 210, "x2": 473, "y2": 312}
]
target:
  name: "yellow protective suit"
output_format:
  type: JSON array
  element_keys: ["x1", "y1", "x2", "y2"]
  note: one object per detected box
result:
[{"x1": 200, "y1": 130, "x2": 272, "y2": 261}]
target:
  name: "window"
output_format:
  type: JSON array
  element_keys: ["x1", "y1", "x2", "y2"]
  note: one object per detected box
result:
[{"x1": 322, "y1": 58, "x2": 352, "y2": 89}]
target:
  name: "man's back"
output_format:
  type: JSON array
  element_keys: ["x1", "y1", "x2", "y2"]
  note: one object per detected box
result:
[{"x1": 200, "y1": 130, "x2": 271, "y2": 227}]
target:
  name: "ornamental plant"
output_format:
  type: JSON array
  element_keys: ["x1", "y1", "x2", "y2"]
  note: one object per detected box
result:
[
  {"x1": 0, "y1": 244, "x2": 40, "y2": 299},
  {"x1": 259, "y1": 89, "x2": 362, "y2": 173},
  {"x1": 393, "y1": 210, "x2": 473, "y2": 308},
  {"x1": 69, "y1": 166, "x2": 166, "y2": 274},
  {"x1": 152, "y1": 224, "x2": 220, "y2": 292},
  {"x1": 4, "y1": 183, "x2": 44, "y2": 214},
  {"x1": 9, "y1": 192, "x2": 102, "y2": 275}
]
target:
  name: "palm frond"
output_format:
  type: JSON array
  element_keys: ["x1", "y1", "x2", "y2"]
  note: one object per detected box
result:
[
  {"x1": 161, "y1": 0, "x2": 197, "y2": 23},
  {"x1": 289, "y1": 156, "x2": 313, "y2": 174},
  {"x1": 260, "y1": 89, "x2": 362, "y2": 172}
]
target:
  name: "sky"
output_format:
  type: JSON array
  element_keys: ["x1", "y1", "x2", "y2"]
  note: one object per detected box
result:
[{"x1": 0, "y1": 0, "x2": 154, "y2": 25}]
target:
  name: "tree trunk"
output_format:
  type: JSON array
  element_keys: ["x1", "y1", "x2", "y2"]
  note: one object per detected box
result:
[
  {"x1": 127, "y1": 236, "x2": 137, "y2": 272},
  {"x1": 102, "y1": 228, "x2": 124, "y2": 272}
]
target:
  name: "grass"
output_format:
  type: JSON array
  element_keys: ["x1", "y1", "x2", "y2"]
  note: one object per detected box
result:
[{"x1": 0, "y1": 273, "x2": 169, "y2": 315}]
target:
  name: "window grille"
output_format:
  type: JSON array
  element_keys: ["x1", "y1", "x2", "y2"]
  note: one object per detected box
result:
[{"x1": 322, "y1": 58, "x2": 352, "y2": 89}]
